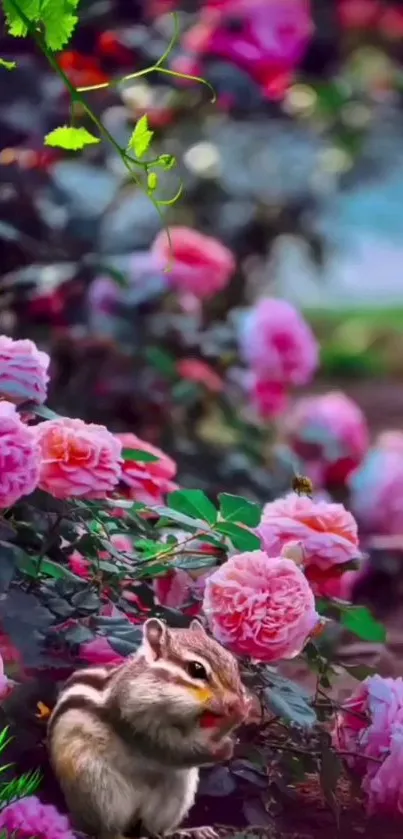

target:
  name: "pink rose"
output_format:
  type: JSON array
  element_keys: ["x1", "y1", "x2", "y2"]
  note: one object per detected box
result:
[
  {"x1": 334, "y1": 675, "x2": 403, "y2": 814},
  {"x1": 259, "y1": 492, "x2": 360, "y2": 598},
  {"x1": 249, "y1": 376, "x2": 288, "y2": 419},
  {"x1": 0, "y1": 401, "x2": 40, "y2": 507},
  {"x1": 0, "y1": 795, "x2": 75, "y2": 839},
  {"x1": 35, "y1": 417, "x2": 122, "y2": 500},
  {"x1": 349, "y1": 447, "x2": 403, "y2": 536},
  {"x1": 0, "y1": 335, "x2": 50, "y2": 405},
  {"x1": 283, "y1": 391, "x2": 369, "y2": 486},
  {"x1": 239, "y1": 298, "x2": 318, "y2": 386},
  {"x1": 117, "y1": 433, "x2": 178, "y2": 505},
  {"x1": 151, "y1": 227, "x2": 235, "y2": 300},
  {"x1": 177, "y1": 359, "x2": 223, "y2": 394},
  {"x1": 203, "y1": 550, "x2": 319, "y2": 662}
]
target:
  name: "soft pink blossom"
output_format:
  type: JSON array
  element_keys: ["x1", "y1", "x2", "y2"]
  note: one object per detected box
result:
[
  {"x1": 283, "y1": 391, "x2": 369, "y2": 486},
  {"x1": 177, "y1": 359, "x2": 223, "y2": 394},
  {"x1": 0, "y1": 335, "x2": 50, "y2": 405},
  {"x1": 377, "y1": 429, "x2": 403, "y2": 453},
  {"x1": 349, "y1": 447, "x2": 403, "y2": 536},
  {"x1": 239, "y1": 298, "x2": 318, "y2": 385},
  {"x1": 0, "y1": 650, "x2": 8, "y2": 698},
  {"x1": 35, "y1": 417, "x2": 122, "y2": 500},
  {"x1": 334, "y1": 675, "x2": 403, "y2": 814},
  {"x1": 203, "y1": 550, "x2": 319, "y2": 662},
  {"x1": 0, "y1": 796, "x2": 75, "y2": 839},
  {"x1": 259, "y1": 492, "x2": 360, "y2": 598},
  {"x1": 117, "y1": 432, "x2": 178, "y2": 505},
  {"x1": 151, "y1": 227, "x2": 235, "y2": 300},
  {"x1": 0, "y1": 401, "x2": 40, "y2": 507},
  {"x1": 249, "y1": 376, "x2": 288, "y2": 419}
]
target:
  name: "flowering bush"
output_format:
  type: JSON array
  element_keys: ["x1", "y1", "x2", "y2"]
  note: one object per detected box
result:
[{"x1": 349, "y1": 446, "x2": 403, "y2": 536}]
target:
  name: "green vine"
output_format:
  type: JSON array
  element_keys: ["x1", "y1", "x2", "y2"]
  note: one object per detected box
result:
[{"x1": 1, "y1": 0, "x2": 216, "y2": 249}]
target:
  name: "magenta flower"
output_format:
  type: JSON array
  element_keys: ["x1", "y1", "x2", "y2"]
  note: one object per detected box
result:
[
  {"x1": 334, "y1": 676, "x2": 403, "y2": 814},
  {"x1": 0, "y1": 401, "x2": 40, "y2": 507},
  {"x1": 0, "y1": 796, "x2": 75, "y2": 839},
  {"x1": 0, "y1": 335, "x2": 50, "y2": 405},
  {"x1": 239, "y1": 298, "x2": 318, "y2": 386},
  {"x1": 151, "y1": 227, "x2": 235, "y2": 300}
]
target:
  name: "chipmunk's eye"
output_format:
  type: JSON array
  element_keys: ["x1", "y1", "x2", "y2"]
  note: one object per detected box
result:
[{"x1": 187, "y1": 661, "x2": 208, "y2": 680}]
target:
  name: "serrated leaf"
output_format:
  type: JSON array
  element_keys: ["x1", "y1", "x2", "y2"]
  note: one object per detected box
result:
[
  {"x1": 153, "y1": 506, "x2": 208, "y2": 532},
  {"x1": 128, "y1": 115, "x2": 154, "y2": 159},
  {"x1": 262, "y1": 669, "x2": 317, "y2": 729},
  {"x1": 2, "y1": 0, "x2": 41, "y2": 37},
  {"x1": 122, "y1": 448, "x2": 160, "y2": 463},
  {"x1": 45, "y1": 125, "x2": 100, "y2": 151},
  {"x1": 218, "y1": 493, "x2": 262, "y2": 527},
  {"x1": 168, "y1": 490, "x2": 217, "y2": 527},
  {"x1": 15, "y1": 552, "x2": 80, "y2": 581},
  {"x1": 0, "y1": 58, "x2": 16, "y2": 70},
  {"x1": 41, "y1": 0, "x2": 79, "y2": 51},
  {"x1": 172, "y1": 555, "x2": 217, "y2": 571},
  {"x1": 339, "y1": 605, "x2": 386, "y2": 642},
  {"x1": 215, "y1": 521, "x2": 261, "y2": 552}
]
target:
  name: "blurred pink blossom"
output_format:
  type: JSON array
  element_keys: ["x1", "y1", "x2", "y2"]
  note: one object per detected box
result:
[
  {"x1": 349, "y1": 447, "x2": 403, "y2": 536},
  {"x1": 117, "y1": 432, "x2": 178, "y2": 505},
  {"x1": 249, "y1": 376, "x2": 288, "y2": 419},
  {"x1": 35, "y1": 417, "x2": 122, "y2": 500},
  {"x1": 0, "y1": 401, "x2": 40, "y2": 507},
  {"x1": 0, "y1": 335, "x2": 50, "y2": 405},
  {"x1": 259, "y1": 492, "x2": 360, "y2": 598},
  {"x1": 151, "y1": 227, "x2": 235, "y2": 300},
  {"x1": 0, "y1": 796, "x2": 75, "y2": 839},
  {"x1": 334, "y1": 675, "x2": 403, "y2": 814},
  {"x1": 283, "y1": 391, "x2": 369, "y2": 487},
  {"x1": 239, "y1": 298, "x2": 318, "y2": 386},
  {"x1": 203, "y1": 549, "x2": 320, "y2": 662},
  {"x1": 177, "y1": 359, "x2": 223, "y2": 394}
]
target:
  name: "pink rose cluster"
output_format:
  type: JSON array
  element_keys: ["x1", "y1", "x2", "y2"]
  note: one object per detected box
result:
[
  {"x1": 258, "y1": 492, "x2": 360, "y2": 600},
  {"x1": 203, "y1": 549, "x2": 320, "y2": 662},
  {"x1": 349, "y1": 433, "x2": 403, "y2": 537},
  {"x1": 0, "y1": 795, "x2": 75, "y2": 839},
  {"x1": 283, "y1": 391, "x2": 369, "y2": 487},
  {"x1": 334, "y1": 675, "x2": 403, "y2": 814},
  {"x1": 151, "y1": 226, "x2": 235, "y2": 300},
  {"x1": 0, "y1": 335, "x2": 50, "y2": 405},
  {"x1": 117, "y1": 432, "x2": 178, "y2": 505},
  {"x1": 239, "y1": 299, "x2": 319, "y2": 419}
]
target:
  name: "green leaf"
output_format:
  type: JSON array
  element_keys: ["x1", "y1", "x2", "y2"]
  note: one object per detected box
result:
[
  {"x1": 2, "y1": 0, "x2": 41, "y2": 37},
  {"x1": 262, "y1": 669, "x2": 317, "y2": 729},
  {"x1": 44, "y1": 125, "x2": 100, "y2": 151},
  {"x1": 215, "y1": 521, "x2": 261, "y2": 552},
  {"x1": 155, "y1": 154, "x2": 176, "y2": 171},
  {"x1": 147, "y1": 172, "x2": 158, "y2": 193},
  {"x1": 0, "y1": 58, "x2": 16, "y2": 70},
  {"x1": 40, "y1": 0, "x2": 79, "y2": 51},
  {"x1": 341, "y1": 663, "x2": 377, "y2": 681},
  {"x1": 339, "y1": 605, "x2": 386, "y2": 642},
  {"x1": 168, "y1": 489, "x2": 217, "y2": 527},
  {"x1": 122, "y1": 448, "x2": 160, "y2": 463},
  {"x1": 15, "y1": 553, "x2": 81, "y2": 581},
  {"x1": 128, "y1": 114, "x2": 154, "y2": 159},
  {"x1": 173, "y1": 555, "x2": 217, "y2": 572},
  {"x1": 153, "y1": 505, "x2": 207, "y2": 531},
  {"x1": 145, "y1": 346, "x2": 177, "y2": 378},
  {"x1": 218, "y1": 493, "x2": 262, "y2": 528}
]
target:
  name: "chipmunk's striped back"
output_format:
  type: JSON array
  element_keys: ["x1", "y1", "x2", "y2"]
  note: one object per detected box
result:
[{"x1": 48, "y1": 665, "x2": 122, "y2": 737}]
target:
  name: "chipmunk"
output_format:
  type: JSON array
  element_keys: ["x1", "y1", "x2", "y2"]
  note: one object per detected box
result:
[{"x1": 48, "y1": 618, "x2": 253, "y2": 839}]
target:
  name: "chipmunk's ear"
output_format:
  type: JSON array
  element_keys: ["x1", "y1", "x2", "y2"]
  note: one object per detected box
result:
[
  {"x1": 189, "y1": 619, "x2": 207, "y2": 635},
  {"x1": 142, "y1": 618, "x2": 167, "y2": 661}
]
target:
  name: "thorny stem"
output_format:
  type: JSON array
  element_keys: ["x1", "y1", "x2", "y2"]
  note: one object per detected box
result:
[
  {"x1": 267, "y1": 740, "x2": 383, "y2": 764},
  {"x1": 31, "y1": 513, "x2": 63, "y2": 585}
]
